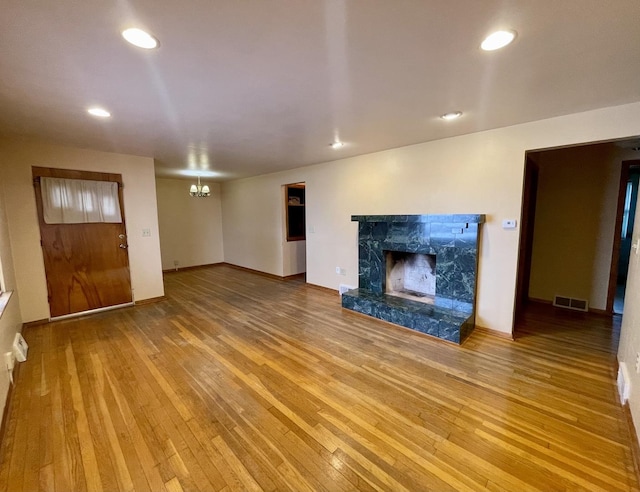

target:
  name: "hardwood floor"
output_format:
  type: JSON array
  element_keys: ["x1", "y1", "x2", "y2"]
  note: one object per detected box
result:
[{"x1": 1, "y1": 265, "x2": 638, "y2": 491}]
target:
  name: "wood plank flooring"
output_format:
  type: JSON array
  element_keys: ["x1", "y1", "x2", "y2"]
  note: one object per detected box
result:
[{"x1": 1, "y1": 264, "x2": 638, "y2": 491}]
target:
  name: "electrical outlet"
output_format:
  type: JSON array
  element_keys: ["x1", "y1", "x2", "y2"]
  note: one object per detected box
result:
[
  {"x1": 335, "y1": 267, "x2": 346, "y2": 276},
  {"x1": 635, "y1": 352, "x2": 640, "y2": 373},
  {"x1": 142, "y1": 228, "x2": 151, "y2": 237}
]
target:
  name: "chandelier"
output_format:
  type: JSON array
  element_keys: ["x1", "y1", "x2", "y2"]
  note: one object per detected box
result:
[{"x1": 189, "y1": 176, "x2": 210, "y2": 197}]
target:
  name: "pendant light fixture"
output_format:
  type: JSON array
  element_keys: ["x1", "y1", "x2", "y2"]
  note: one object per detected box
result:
[{"x1": 189, "y1": 176, "x2": 210, "y2": 197}]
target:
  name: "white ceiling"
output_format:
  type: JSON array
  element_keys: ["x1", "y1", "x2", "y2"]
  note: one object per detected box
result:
[{"x1": 1, "y1": 1, "x2": 639, "y2": 181}]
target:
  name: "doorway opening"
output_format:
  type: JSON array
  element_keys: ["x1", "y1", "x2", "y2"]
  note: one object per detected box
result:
[
  {"x1": 613, "y1": 162, "x2": 640, "y2": 314},
  {"x1": 283, "y1": 182, "x2": 306, "y2": 277},
  {"x1": 514, "y1": 138, "x2": 640, "y2": 329}
]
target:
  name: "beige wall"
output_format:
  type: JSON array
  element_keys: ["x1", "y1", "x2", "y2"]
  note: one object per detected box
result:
[
  {"x1": 528, "y1": 144, "x2": 621, "y2": 310},
  {"x1": 0, "y1": 137, "x2": 164, "y2": 322},
  {"x1": 221, "y1": 102, "x2": 640, "y2": 335},
  {"x1": 156, "y1": 177, "x2": 224, "y2": 270},
  {"x1": 283, "y1": 241, "x2": 306, "y2": 276},
  {"x1": 0, "y1": 163, "x2": 23, "y2": 413},
  {"x1": 222, "y1": 177, "x2": 307, "y2": 277}
]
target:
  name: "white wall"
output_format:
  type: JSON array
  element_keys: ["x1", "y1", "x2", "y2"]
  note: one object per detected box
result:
[
  {"x1": 0, "y1": 137, "x2": 165, "y2": 322},
  {"x1": 156, "y1": 177, "x2": 224, "y2": 270},
  {"x1": 222, "y1": 102, "x2": 640, "y2": 335},
  {"x1": 529, "y1": 144, "x2": 621, "y2": 310},
  {"x1": 619, "y1": 188, "x2": 640, "y2": 435},
  {"x1": 0, "y1": 162, "x2": 23, "y2": 414}
]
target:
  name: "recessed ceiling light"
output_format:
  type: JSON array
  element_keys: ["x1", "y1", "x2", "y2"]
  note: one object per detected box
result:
[
  {"x1": 481, "y1": 30, "x2": 517, "y2": 51},
  {"x1": 122, "y1": 28, "x2": 159, "y2": 49},
  {"x1": 87, "y1": 107, "x2": 111, "y2": 118},
  {"x1": 440, "y1": 111, "x2": 463, "y2": 120},
  {"x1": 330, "y1": 141, "x2": 345, "y2": 149}
]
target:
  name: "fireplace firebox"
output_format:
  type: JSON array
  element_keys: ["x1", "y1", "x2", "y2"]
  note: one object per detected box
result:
[
  {"x1": 342, "y1": 214, "x2": 485, "y2": 344},
  {"x1": 385, "y1": 251, "x2": 436, "y2": 304}
]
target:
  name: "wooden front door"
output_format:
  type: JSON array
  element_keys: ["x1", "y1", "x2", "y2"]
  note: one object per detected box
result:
[{"x1": 33, "y1": 167, "x2": 133, "y2": 318}]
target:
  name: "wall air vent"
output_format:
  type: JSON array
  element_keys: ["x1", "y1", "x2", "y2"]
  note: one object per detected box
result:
[{"x1": 553, "y1": 295, "x2": 589, "y2": 312}]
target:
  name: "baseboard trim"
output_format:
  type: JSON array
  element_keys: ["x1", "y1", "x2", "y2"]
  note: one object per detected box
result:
[
  {"x1": 0, "y1": 360, "x2": 21, "y2": 451},
  {"x1": 135, "y1": 296, "x2": 166, "y2": 305},
  {"x1": 474, "y1": 325, "x2": 514, "y2": 340},
  {"x1": 222, "y1": 262, "x2": 284, "y2": 280},
  {"x1": 22, "y1": 318, "x2": 49, "y2": 328},
  {"x1": 163, "y1": 262, "x2": 308, "y2": 282},
  {"x1": 162, "y1": 262, "x2": 224, "y2": 273},
  {"x1": 528, "y1": 297, "x2": 552, "y2": 305},
  {"x1": 283, "y1": 273, "x2": 306, "y2": 281},
  {"x1": 527, "y1": 297, "x2": 611, "y2": 316},
  {"x1": 23, "y1": 296, "x2": 166, "y2": 325},
  {"x1": 623, "y1": 402, "x2": 640, "y2": 486},
  {"x1": 306, "y1": 283, "x2": 339, "y2": 295},
  {"x1": 222, "y1": 262, "x2": 306, "y2": 281},
  {"x1": 588, "y1": 307, "x2": 610, "y2": 316}
]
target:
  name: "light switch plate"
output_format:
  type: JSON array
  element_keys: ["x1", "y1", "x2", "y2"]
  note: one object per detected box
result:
[{"x1": 502, "y1": 219, "x2": 517, "y2": 229}]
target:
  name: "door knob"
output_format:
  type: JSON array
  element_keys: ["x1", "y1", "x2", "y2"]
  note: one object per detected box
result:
[{"x1": 119, "y1": 243, "x2": 128, "y2": 249}]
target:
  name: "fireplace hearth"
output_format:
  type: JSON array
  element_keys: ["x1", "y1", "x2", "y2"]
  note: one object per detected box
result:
[{"x1": 342, "y1": 214, "x2": 485, "y2": 344}]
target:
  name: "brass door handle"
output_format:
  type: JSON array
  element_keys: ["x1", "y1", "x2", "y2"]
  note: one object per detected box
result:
[{"x1": 119, "y1": 243, "x2": 128, "y2": 249}]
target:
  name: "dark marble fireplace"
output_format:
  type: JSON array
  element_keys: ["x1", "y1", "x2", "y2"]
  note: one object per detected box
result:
[{"x1": 341, "y1": 214, "x2": 485, "y2": 344}]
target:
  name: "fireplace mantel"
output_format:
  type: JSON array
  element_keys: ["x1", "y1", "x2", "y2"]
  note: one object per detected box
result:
[{"x1": 342, "y1": 214, "x2": 485, "y2": 344}]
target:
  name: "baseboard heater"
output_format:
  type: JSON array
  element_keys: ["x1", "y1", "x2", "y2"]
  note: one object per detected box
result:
[{"x1": 553, "y1": 295, "x2": 589, "y2": 312}]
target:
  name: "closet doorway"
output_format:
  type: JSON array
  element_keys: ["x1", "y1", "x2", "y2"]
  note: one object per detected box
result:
[{"x1": 283, "y1": 182, "x2": 306, "y2": 277}]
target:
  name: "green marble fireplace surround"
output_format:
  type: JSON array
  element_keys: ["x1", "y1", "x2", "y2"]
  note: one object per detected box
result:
[{"x1": 341, "y1": 214, "x2": 485, "y2": 344}]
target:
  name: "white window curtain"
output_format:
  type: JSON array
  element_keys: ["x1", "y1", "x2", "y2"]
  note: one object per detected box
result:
[{"x1": 41, "y1": 177, "x2": 123, "y2": 224}]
